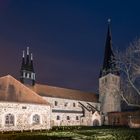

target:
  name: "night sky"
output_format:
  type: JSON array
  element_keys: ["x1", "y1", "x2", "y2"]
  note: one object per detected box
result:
[{"x1": 0, "y1": 0, "x2": 140, "y2": 93}]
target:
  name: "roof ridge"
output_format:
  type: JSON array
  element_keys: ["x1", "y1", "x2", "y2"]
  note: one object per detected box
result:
[{"x1": 36, "y1": 83, "x2": 95, "y2": 94}]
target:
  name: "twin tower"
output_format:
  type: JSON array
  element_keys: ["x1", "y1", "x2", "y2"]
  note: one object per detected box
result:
[
  {"x1": 20, "y1": 47, "x2": 35, "y2": 86},
  {"x1": 20, "y1": 20, "x2": 121, "y2": 116}
]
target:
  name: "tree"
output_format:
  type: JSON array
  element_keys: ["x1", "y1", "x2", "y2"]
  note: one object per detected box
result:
[{"x1": 115, "y1": 38, "x2": 140, "y2": 108}]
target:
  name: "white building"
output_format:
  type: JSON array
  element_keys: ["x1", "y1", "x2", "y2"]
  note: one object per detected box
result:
[
  {"x1": 0, "y1": 21, "x2": 124, "y2": 131},
  {"x1": 0, "y1": 75, "x2": 51, "y2": 131}
]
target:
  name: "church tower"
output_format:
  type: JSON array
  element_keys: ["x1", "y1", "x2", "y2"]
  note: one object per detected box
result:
[
  {"x1": 99, "y1": 19, "x2": 121, "y2": 116},
  {"x1": 20, "y1": 47, "x2": 35, "y2": 86}
]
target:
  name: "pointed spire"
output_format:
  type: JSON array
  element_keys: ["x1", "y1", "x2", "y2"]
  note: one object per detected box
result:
[
  {"x1": 30, "y1": 53, "x2": 34, "y2": 72},
  {"x1": 31, "y1": 53, "x2": 33, "y2": 60},
  {"x1": 100, "y1": 19, "x2": 119, "y2": 77},
  {"x1": 27, "y1": 47, "x2": 29, "y2": 55},
  {"x1": 26, "y1": 47, "x2": 30, "y2": 70},
  {"x1": 21, "y1": 50, "x2": 25, "y2": 70},
  {"x1": 22, "y1": 50, "x2": 25, "y2": 58}
]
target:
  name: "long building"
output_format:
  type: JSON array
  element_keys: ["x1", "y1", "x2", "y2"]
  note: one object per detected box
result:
[{"x1": 0, "y1": 20, "x2": 139, "y2": 131}]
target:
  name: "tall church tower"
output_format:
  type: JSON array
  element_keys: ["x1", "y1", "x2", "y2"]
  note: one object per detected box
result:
[
  {"x1": 20, "y1": 47, "x2": 35, "y2": 86},
  {"x1": 99, "y1": 19, "x2": 121, "y2": 116}
]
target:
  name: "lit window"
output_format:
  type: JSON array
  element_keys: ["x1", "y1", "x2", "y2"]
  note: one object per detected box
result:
[
  {"x1": 57, "y1": 116, "x2": 60, "y2": 120},
  {"x1": 23, "y1": 72, "x2": 25, "y2": 77},
  {"x1": 5, "y1": 114, "x2": 14, "y2": 126},
  {"x1": 54, "y1": 101, "x2": 58, "y2": 106},
  {"x1": 27, "y1": 73, "x2": 30, "y2": 78},
  {"x1": 31, "y1": 73, "x2": 34, "y2": 79},
  {"x1": 32, "y1": 114, "x2": 40, "y2": 124},
  {"x1": 67, "y1": 116, "x2": 70, "y2": 120}
]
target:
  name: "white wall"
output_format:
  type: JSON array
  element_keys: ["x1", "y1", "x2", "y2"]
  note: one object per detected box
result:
[
  {"x1": 43, "y1": 96, "x2": 101, "y2": 126},
  {"x1": 0, "y1": 102, "x2": 51, "y2": 131}
]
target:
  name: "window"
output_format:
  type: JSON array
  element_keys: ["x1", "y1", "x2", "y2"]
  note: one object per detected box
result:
[
  {"x1": 5, "y1": 114, "x2": 14, "y2": 126},
  {"x1": 112, "y1": 117, "x2": 116, "y2": 125},
  {"x1": 23, "y1": 72, "x2": 25, "y2": 78},
  {"x1": 31, "y1": 73, "x2": 34, "y2": 79},
  {"x1": 73, "y1": 103, "x2": 76, "y2": 107},
  {"x1": 57, "y1": 115, "x2": 60, "y2": 120},
  {"x1": 67, "y1": 116, "x2": 70, "y2": 120},
  {"x1": 27, "y1": 73, "x2": 30, "y2": 78},
  {"x1": 76, "y1": 116, "x2": 79, "y2": 120},
  {"x1": 104, "y1": 77, "x2": 107, "y2": 83},
  {"x1": 22, "y1": 106, "x2": 27, "y2": 109},
  {"x1": 101, "y1": 79, "x2": 104, "y2": 84},
  {"x1": 64, "y1": 102, "x2": 68, "y2": 107},
  {"x1": 32, "y1": 114, "x2": 40, "y2": 124},
  {"x1": 117, "y1": 117, "x2": 120, "y2": 124},
  {"x1": 54, "y1": 101, "x2": 58, "y2": 106}
]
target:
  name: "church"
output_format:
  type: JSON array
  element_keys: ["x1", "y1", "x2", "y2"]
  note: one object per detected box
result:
[{"x1": 0, "y1": 21, "x2": 139, "y2": 131}]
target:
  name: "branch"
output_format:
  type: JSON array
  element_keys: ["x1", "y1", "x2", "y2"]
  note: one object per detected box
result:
[{"x1": 120, "y1": 91, "x2": 140, "y2": 108}]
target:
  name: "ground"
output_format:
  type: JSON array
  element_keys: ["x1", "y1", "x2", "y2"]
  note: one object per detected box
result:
[{"x1": 0, "y1": 126, "x2": 140, "y2": 140}]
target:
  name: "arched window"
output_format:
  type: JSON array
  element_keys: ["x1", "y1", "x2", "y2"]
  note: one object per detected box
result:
[
  {"x1": 93, "y1": 119, "x2": 99, "y2": 126},
  {"x1": 5, "y1": 114, "x2": 14, "y2": 126},
  {"x1": 32, "y1": 114, "x2": 40, "y2": 124}
]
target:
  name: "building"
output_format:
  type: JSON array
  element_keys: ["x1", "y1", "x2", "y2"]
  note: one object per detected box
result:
[{"x1": 0, "y1": 20, "x2": 139, "y2": 131}]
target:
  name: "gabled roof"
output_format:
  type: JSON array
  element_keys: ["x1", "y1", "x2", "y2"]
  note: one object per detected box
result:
[
  {"x1": 30, "y1": 83, "x2": 98, "y2": 102},
  {"x1": 0, "y1": 75, "x2": 49, "y2": 105}
]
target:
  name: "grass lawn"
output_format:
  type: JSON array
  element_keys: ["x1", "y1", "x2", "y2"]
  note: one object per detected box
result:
[{"x1": 0, "y1": 126, "x2": 140, "y2": 140}]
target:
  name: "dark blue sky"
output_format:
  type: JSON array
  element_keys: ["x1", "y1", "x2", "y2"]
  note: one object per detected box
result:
[{"x1": 0, "y1": 0, "x2": 140, "y2": 92}]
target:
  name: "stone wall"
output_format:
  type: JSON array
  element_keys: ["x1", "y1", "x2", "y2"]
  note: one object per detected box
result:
[
  {"x1": 43, "y1": 96, "x2": 101, "y2": 126},
  {"x1": 99, "y1": 73, "x2": 121, "y2": 114},
  {"x1": 108, "y1": 111, "x2": 140, "y2": 126},
  {"x1": 0, "y1": 102, "x2": 51, "y2": 131}
]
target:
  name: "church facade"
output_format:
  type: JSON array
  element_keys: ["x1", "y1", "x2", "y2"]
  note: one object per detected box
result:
[{"x1": 0, "y1": 21, "x2": 139, "y2": 131}]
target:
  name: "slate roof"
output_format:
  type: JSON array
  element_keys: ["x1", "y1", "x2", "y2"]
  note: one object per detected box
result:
[
  {"x1": 100, "y1": 21, "x2": 119, "y2": 77},
  {"x1": 30, "y1": 83, "x2": 99, "y2": 102},
  {"x1": 0, "y1": 75, "x2": 49, "y2": 105}
]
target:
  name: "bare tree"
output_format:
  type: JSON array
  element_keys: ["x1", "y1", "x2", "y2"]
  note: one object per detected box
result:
[{"x1": 115, "y1": 38, "x2": 140, "y2": 107}]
